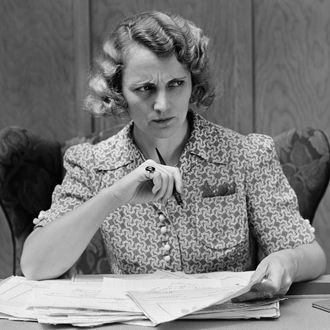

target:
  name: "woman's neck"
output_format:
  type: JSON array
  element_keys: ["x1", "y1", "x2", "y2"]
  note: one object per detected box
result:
[{"x1": 133, "y1": 122, "x2": 190, "y2": 166}]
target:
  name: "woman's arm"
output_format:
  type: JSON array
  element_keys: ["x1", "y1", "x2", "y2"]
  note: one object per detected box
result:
[
  {"x1": 236, "y1": 240, "x2": 327, "y2": 301},
  {"x1": 21, "y1": 160, "x2": 182, "y2": 280},
  {"x1": 238, "y1": 134, "x2": 327, "y2": 301},
  {"x1": 21, "y1": 186, "x2": 120, "y2": 280}
]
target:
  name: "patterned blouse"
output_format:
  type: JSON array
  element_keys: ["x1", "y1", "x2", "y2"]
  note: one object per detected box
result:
[{"x1": 33, "y1": 111, "x2": 315, "y2": 274}]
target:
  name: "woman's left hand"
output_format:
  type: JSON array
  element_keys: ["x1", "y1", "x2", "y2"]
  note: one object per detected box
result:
[{"x1": 234, "y1": 249, "x2": 297, "y2": 302}]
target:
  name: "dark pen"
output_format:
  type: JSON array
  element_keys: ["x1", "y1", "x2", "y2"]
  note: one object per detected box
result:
[{"x1": 155, "y1": 147, "x2": 184, "y2": 208}]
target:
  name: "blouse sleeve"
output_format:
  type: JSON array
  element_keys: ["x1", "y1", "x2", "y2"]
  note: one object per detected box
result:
[
  {"x1": 33, "y1": 143, "x2": 97, "y2": 228},
  {"x1": 244, "y1": 134, "x2": 315, "y2": 255}
]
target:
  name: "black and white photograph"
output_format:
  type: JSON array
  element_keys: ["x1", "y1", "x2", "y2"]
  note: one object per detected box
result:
[{"x1": 0, "y1": 0, "x2": 330, "y2": 329}]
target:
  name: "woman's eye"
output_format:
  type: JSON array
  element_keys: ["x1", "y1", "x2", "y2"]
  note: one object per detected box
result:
[
  {"x1": 168, "y1": 80, "x2": 184, "y2": 88},
  {"x1": 136, "y1": 84, "x2": 154, "y2": 92}
]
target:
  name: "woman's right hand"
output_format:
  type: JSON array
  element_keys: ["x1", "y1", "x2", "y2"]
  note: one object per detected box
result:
[{"x1": 108, "y1": 160, "x2": 183, "y2": 206}]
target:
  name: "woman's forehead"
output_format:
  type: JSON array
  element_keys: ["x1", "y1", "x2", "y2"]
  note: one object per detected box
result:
[{"x1": 123, "y1": 44, "x2": 189, "y2": 82}]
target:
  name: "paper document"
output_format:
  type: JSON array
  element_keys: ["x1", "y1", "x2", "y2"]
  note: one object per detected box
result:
[
  {"x1": 126, "y1": 271, "x2": 257, "y2": 324},
  {"x1": 33, "y1": 279, "x2": 141, "y2": 312},
  {"x1": 0, "y1": 271, "x2": 280, "y2": 327},
  {"x1": 0, "y1": 276, "x2": 36, "y2": 319}
]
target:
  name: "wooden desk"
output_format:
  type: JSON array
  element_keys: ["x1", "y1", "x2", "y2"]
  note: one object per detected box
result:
[{"x1": 1, "y1": 276, "x2": 330, "y2": 330}]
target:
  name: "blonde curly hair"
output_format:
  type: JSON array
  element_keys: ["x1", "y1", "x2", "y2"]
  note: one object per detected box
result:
[{"x1": 85, "y1": 11, "x2": 215, "y2": 117}]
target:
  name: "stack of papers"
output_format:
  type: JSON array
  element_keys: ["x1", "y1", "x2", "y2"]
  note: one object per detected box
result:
[{"x1": 0, "y1": 271, "x2": 279, "y2": 327}]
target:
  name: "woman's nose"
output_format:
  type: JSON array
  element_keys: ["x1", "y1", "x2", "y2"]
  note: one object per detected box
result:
[{"x1": 153, "y1": 90, "x2": 169, "y2": 112}]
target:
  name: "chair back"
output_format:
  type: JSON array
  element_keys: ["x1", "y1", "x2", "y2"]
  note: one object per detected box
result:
[
  {"x1": 0, "y1": 126, "x2": 116, "y2": 275},
  {"x1": 0, "y1": 202, "x2": 14, "y2": 277},
  {"x1": 0, "y1": 126, "x2": 63, "y2": 274},
  {"x1": 274, "y1": 127, "x2": 330, "y2": 223}
]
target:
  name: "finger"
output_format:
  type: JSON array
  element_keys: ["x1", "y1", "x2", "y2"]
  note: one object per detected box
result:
[
  {"x1": 250, "y1": 262, "x2": 268, "y2": 282},
  {"x1": 248, "y1": 268, "x2": 268, "y2": 290},
  {"x1": 260, "y1": 275, "x2": 280, "y2": 292},
  {"x1": 152, "y1": 165, "x2": 175, "y2": 202},
  {"x1": 172, "y1": 167, "x2": 183, "y2": 193},
  {"x1": 247, "y1": 265, "x2": 275, "y2": 296},
  {"x1": 250, "y1": 278, "x2": 275, "y2": 294},
  {"x1": 263, "y1": 269, "x2": 291, "y2": 295},
  {"x1": 142, "y1": 160, "x2": 158, "y2": 181},
  {"x1": 156, "y1": 175, "x2": 167, "y2": 201},
  {"x1": 153, "y1": 171, "x2": 171, "y2": 201},
  {"x1": 233, "y1": 289, "x2": 274, "y2": 303},
  {"x1": 142, "y1": 161, "x2": 179, "y2": 202},
  {"x1": 152, "y1": 171, "x2": 163, "y2": 196},
  {"x1": 251, "y1": 264, "x2": 287, "y2": 297},
  {"x1": 160, "y1": 172, "x2": 173, "y2": 203},
  {"x1": 144, "y1": 165, "x2": 156, "y2": 179}
]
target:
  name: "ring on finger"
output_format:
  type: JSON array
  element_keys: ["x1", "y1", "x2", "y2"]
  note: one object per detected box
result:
[{"x1": 145, "y1": 166, "x2": 156, "y2": 178}]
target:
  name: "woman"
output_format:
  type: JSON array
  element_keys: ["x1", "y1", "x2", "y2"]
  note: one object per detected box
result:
[{"x1": 21, "y1": 11, "x2": 326, "y2": 300}]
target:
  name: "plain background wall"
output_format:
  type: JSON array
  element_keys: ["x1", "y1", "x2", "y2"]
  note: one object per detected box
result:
[{"x1": 0, "y1": 0, "x2": 329, "y2": 274}]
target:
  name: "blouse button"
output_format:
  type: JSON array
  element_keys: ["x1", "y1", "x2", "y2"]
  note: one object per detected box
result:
[
  {"x1": 164, "y1": 255, "x2": 171, "y2": 262},
  {"x1": 33, "y1": 218, "x2": 40, "y2": 225},
  {"x1": 164, "y1": 243, "x2": 171, "y2": 251},
  {"x1": 160, "y1": 226, "x2": 167, "y2": 234},
  {"x1": 159, "y1": 214, "x2": 166, "y2": 221}
]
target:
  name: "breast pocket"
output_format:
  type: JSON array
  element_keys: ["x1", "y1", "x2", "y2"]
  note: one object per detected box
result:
[{"x1": 195, "y1": 192, "x2": 248, "y2": 250}]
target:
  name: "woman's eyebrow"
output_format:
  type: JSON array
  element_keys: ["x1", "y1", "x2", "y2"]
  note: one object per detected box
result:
[
  {"x1": 130, "y1": 79, "x2": 154, "y2": 86},
  {"x1": 169, "y1": 75, "x2": 188, "y2": 80},
  {"x1": 130, "y1": 75, "x2": 188, "y2": 86}
]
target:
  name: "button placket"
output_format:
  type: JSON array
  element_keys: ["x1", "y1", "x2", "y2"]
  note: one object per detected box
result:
[{"x1": 158, "y1": 212, "x2": 172, "y2": 265}]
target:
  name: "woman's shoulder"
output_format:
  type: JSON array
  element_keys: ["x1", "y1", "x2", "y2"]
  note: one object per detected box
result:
[
  {"x1": 196, "y1": 114, "x2": 271, "y2": 145},
  {"x1": 63, "y1": 142, "x2": 96, "y2": 169},
  {"x1": 64, "y1": 126, "x2": 133, "y2": 172},
  {"x1": 244, "y1": 132, "x2": 276, "y2": 155},
  {"x1": 65, "y1": 124, "x2": 128, "y2": 154},
  {"x1": 195, "y1": 114, "x2": 275, "y2": 160},
  {"x1": 206, "y1": 118, "x2": 273, "y2": 148}
]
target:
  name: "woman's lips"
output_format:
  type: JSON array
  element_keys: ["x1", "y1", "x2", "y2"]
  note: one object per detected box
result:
[{"x1": 151, "y1": 117, "x2": 174, "y2": 126}]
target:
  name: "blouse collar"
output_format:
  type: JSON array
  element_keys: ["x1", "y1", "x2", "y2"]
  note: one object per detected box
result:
[{"x1": 93, "y1": 110, "x2": 229, "y2": 171}]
